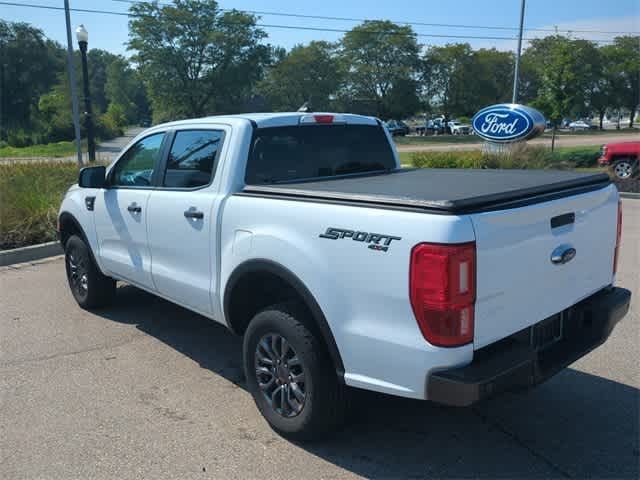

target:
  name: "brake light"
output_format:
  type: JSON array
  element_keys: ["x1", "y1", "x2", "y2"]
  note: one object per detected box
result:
[
  {"x1": 313, "y1": 115, "x2": 334, "y2": 124},
  {"x1": 614, "y1": 200, "x2": 622, "y2": 275},
  {"x1": 409, "y1": 242, "x2": 476, "y2": 347},
  {"x1": 299, "y1": 114, "x2": 346, "y2": 124}
]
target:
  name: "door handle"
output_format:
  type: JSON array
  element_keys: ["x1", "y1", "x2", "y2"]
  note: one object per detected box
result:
[
  {"x1": 127, "y1": 203, "x2": 142, "y2": 213},
  {"x1": 184, "y1": 209, "x2": 204, "y2": 219}
]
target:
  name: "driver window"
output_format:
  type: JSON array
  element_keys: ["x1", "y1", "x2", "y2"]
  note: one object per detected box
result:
[{"x1": 111, "y1": 133, "x2": 164, "y2": 187}]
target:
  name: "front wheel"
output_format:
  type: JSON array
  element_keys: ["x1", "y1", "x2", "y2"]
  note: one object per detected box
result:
[
  {"x1": 612, "y1": 159, "x2": 635, "y2": 179},
  {"x1": 243, "y1": 303, "x2": 348, "y2": 440},
  {"x1": 64, "y1": 235, "x2": 116, "y2": 309}
]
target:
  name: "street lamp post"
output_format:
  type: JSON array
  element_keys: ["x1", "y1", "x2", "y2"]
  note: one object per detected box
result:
[{"x1": 76, "y1": 24, "x2": 95, "y2": 162}]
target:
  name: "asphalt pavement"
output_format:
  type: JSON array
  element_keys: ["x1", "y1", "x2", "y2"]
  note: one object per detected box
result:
[{"x1": 1, "y1": 200, "x2": 638, "y2": 479}]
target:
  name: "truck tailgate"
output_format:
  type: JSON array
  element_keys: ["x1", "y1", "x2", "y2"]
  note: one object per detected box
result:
[{"x1": 470, "y1": 185, "x2": 618, "y2": 349}]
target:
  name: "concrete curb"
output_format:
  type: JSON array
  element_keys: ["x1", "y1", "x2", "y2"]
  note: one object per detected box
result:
[
  {"x1": 0, "y1": 241, "x2": 63, "y2": 267},
  {"x1": 620, "y1": 192, "x2": 640, "y2": 199}
]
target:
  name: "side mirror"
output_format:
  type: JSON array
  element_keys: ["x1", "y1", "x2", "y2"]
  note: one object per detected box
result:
[{"x1": 78, "y1": 166, "x2": 107, "y2": 188}]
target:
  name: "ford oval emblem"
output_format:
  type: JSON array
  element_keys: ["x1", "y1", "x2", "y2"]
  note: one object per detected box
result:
[
  {"x1": 472, "y1": 103, "x2": 546, "y2": 143},
  {"x1": 551, "y1": 244, "x2": 577, "y2": 265}
]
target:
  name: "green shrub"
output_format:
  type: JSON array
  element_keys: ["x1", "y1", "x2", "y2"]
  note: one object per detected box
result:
[
  {"x1": 411, "y1": 150, "x2": 486, "y2": 169},
  {"x1": 410, "y1": 144, "x2": 598, "y2": 171},
  {"x1": 551, "y1": 146, "x2": 600, "y2": 168},
  {"x1": 7, "y1": 129, "x2": 34, "y2": 148},
  {"x1": 0, "y1": 162, "x2": 80, "y2": 248},
  {"x1": 96, "y1": 109, "x2": 124, "y2": 141}
]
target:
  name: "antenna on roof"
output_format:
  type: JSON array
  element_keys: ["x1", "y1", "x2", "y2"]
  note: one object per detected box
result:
[{"x1": 297, "y1": 101, "x2": 312, "y2": 113}]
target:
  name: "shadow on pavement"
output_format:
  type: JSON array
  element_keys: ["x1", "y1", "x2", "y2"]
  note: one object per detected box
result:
[{"x1": 98, "y1": 284, "x2": 640, "y2": 479}]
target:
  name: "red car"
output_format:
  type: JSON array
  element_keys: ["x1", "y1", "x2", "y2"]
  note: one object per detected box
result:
[{"x1": 598, "y1": 141, "x2": 640, "y2": 179}]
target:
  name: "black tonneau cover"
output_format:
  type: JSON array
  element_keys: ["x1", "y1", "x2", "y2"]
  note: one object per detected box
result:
[{"x1": 241, "y1": 168, "x2": 611, "y2": 214}]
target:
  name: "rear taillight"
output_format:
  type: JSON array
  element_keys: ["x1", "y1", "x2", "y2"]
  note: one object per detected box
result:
[
  {"x1": 409, "y1": 242, "x2": 476, "y2": 347},
  {"x1": 614, "y1": 200, "x2": 622, "y2": 275}
]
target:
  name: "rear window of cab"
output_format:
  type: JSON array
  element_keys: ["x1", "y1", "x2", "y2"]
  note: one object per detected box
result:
[{"x1": 245, "y1": 124, "x2": 395, "y2": 184}]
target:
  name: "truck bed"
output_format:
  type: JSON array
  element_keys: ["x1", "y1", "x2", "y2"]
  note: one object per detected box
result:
[{"x1": 241, "y1": 168, "x2": 611, "y2": 214}]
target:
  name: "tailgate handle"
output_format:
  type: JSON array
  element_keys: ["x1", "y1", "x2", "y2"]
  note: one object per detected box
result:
[{"x1": 551, "y1": 212, "x2": 575, "y2": 229}]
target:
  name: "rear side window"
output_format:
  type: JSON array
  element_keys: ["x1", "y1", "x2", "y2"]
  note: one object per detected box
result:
[
  {"x1": 163, "y1": 130, "x2": 224, "y2": 188},
  {"x1": 245, "y1": 125, "x2": 395, "y2": 184}
]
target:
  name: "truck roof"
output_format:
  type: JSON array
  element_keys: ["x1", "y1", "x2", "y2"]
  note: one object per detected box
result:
[{"x1": 153, "y1": 112, "x2": 379, "y2": 129}]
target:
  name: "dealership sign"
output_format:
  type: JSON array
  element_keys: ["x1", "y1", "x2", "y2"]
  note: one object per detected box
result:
[{"x1": 472, "y1": 104, "x2": 546, "y2": 143}]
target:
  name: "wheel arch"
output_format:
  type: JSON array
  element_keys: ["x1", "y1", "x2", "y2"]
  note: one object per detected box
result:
[
  {"x1": 58, "y1": 211, "x2": 101, "y2": 269},
  {"x1": 610, "y1": 154, "x2": 638, "y2": 163},
  {"x1": 223, "y1": 259, "x2": 345, "y2": 381}
]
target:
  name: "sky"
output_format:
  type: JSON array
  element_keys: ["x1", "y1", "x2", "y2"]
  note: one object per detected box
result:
[{"x1": 2, "y1": 0, "x2": 639, "y2": 56}]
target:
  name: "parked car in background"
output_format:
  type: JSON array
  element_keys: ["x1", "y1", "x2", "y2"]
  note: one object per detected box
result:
[
  {"x1": 568, "y1": 120, "x2": 593, "y2": 131},
  {"x1": 598, "y1": 141, "x2": 640, "y2": 179},
  {"x1": 448, "y1": 120, "x2": 471, "y2": 135},
  {"x1": 426, "y1": 117, "x2": 447, "y2": 135},
  {"x1": 384, "y1": 120, "x2": 410, "y2": 136}
]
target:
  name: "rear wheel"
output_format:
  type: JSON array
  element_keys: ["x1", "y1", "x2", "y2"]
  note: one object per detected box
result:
[
  {"x1": 64, "y1": 235, "x2": 116, "y2": 309},
  {"x1": 243, "y1": 303, "x2": 348, "y2": 440},
  {"x1": 612, "y1": 159, "x2": 634, "y2": 179}
]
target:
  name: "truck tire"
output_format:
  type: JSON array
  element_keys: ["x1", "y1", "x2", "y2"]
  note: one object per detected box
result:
[
  {"x1": 243, "y1": 303, "x2": 348, "y2": 440},
  {"x1": 612, "y1": 158, "x2": 635, "y2": 179},
  {"x1": 64, "y1": 235, "x2": 116, "y2": 309}
]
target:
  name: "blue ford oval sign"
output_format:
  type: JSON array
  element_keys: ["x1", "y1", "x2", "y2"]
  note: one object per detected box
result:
[{"x1": 472, "y1": 104, "x2": 546, "y2": 143}]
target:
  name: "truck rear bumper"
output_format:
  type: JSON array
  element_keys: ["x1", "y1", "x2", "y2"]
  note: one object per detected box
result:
[{"x1": 427, "y1": 286, "x2": 631, "y2": 406}]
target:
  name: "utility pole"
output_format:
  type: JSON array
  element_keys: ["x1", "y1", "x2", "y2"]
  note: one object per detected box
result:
[
  {"x1": 64, "y1": 0, "x2": 83, "y2": 166},
  {"x1": 512, "y1": 0, "x2": 526, "y2": 104}
]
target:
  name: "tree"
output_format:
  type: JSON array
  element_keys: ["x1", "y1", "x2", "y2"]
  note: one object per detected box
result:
[
  {"x1": 0, "y1": 21, "x2": 65, "y2": 140},
  {"x1": 105, "y1": 56, "x2": 150, "y2": 123},
  {"x1": 128, "y1": 0, "x2": 271, "y2": 121},
  {"x1": 607, "y1": 36, "x2": 640, "y2": 127},
  {"x1": 528, "y1": 36, "x2": 598, "y2": 149},
  {"x1": 529, "y1": 36, "x2": 596, "y2": 123},
  {"x1": 86, "y1": 49, "x2": 120, "y2": 114},
  {"x1": 259, "y1": 41, "x2": 342, "y2": 111},
  {"x1": 468, "y1": 48, "x2": 514, "y2": 110},
  {"x1": 421, "y1": 43, "x2": 474, "y2": 118},
  {"x1": 586, "y1": 46, "x2": 619, "y2": 129},
  {"x1": 339, "y1": 21, "x2": 420, "y2": 119}
]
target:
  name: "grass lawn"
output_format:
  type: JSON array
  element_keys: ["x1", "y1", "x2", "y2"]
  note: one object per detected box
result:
[
  {"x1": 0, "y1": 141, "x2": 80, "y2": 158},
  {"x1": 394, "y1": 135, "x2": 480, "y2": 146},
  {"x1": 0, "y1": 162, "x2": 80, "y2": 249},
  {"x1": 549, "y1": 127, "x2": 638, "y2": 136}
]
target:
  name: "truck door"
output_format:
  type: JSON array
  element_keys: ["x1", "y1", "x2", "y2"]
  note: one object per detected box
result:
[
  {"x1": 94, "y1": 132, "x2": 166, "y2": 288},
  {"x1": 146, "y1": 127, "x2": 227, "y2": 315}
]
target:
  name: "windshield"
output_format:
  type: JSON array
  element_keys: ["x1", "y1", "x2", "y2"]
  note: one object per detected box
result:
[{"x1": 245, "y1": 124, "x2": 396, "y2": 184}]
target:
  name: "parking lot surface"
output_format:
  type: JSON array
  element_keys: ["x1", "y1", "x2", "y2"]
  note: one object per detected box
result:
[{"x1": 1, "y1": 199, "x2": 638, "y2": 479}]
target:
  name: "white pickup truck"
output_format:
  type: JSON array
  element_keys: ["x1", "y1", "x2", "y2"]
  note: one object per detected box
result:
[{"x1": 58, "y1": 112, "x2": 631, "y2": 440}]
